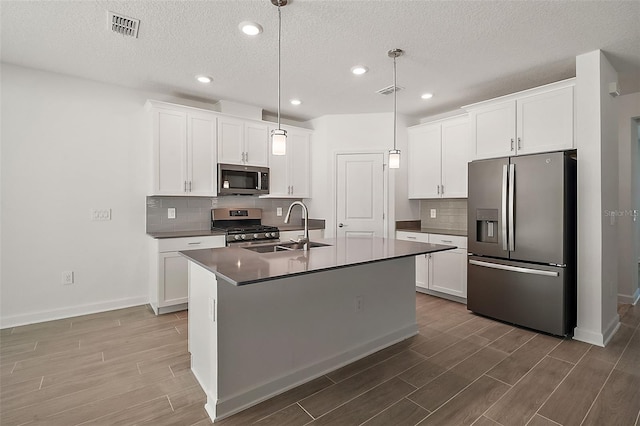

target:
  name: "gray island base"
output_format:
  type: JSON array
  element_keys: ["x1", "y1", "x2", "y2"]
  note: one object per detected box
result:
[{"x1": 181, "y1": 237, "x2": 455, "y2": 422}]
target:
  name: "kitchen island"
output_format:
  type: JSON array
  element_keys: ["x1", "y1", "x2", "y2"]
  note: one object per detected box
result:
[{"x1": 181, "y1": 237, "x2": 454, "y2": 422}]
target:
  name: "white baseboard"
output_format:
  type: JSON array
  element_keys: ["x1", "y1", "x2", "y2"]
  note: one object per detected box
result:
[
  {"x1": 211, "y1": 324, "x2": 418, "y2": 422},
  {"x1": 0, "y1": 296, "x2": 149, "y2": 329},
  {"x1": 573, "y1": 314, "x2": 621, "y2": 347},
  {"x1": 417, "y1": 287, "x2": 467, "y2": 305},
  {"x1": 618, "y1": 288, "x2": 640, "y2": 306}
]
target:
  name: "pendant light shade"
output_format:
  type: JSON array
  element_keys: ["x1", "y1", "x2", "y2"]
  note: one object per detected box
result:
[
  {"x1": 388, "y1": 48, "x2": 403, "y2": 169},
  {"x1": 271, "y1": 0, "x2": 287, "y2": 156},
  {"x1": 272, "y1": 128, "x2": 287, "y2": 155},
  {"x1": 388, "y1": 149, "x2": 401, "y2": 169}
]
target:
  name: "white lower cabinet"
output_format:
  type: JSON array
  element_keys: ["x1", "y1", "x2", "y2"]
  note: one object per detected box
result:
[
  {"x1": 150, "y1": 235, "x2": 226, "y2": 314},
  {"x1": 396, "y1": 231, "x2": 467, "y2": 299}
]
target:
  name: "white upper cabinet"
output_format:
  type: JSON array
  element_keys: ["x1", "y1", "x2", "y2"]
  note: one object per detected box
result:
[
  {"x1": 467, "y1": 79, "x2": 575, "y2": 160},
  {"x1": 218, "y1": 117, "x2": 269, "y2": 167},
  {"x1": 148, "y1": 101, "x2": 217, "y2": 196},
  {"x1": 408, "y1": 116, "x2": 468, "y2": 199},
  {"x1": 266, "y1": 126, "x2": 311, "y2": 198},
  {"x1": 469, "y1": 101, "x2": 516, "y2": 160},
  {"x1": 188, "y1": 111, "x2": 219, "y2": 196},
  {"x1": 408, "y1": 123, "x2": 441, "y2": 199},
  {"x1": 516, "y1": 86, "x2": 574, "y2": 155},
  {"x1": 440, "y1": 117, "x2": 470, "y2": 198},
  {"x1": 245, "y1": 122, "x2": 270, "y2": 167}
]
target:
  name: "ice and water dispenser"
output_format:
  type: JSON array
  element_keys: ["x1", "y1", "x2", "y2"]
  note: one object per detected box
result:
[{"x1": 475, "y1": 209, "x2": 498, "y2": 244}]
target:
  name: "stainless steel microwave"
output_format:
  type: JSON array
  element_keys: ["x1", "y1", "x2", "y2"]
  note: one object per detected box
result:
[{"x1": 217, "y1": 163, "x2": 269, "y2": 195}]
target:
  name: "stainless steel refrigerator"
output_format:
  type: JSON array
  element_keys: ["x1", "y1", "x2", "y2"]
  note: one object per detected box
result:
[{"x1": 467, "y1": 151, "x2": 576, "y2": 336}]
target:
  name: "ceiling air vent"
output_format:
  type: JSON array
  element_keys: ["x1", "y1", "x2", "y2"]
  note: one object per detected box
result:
[
  {"x1": 108, "y1": 11, "x2": 140, "y2": 38},
  {"x1": 376, "y1": 85, "x2": 404, "y2": 95}
]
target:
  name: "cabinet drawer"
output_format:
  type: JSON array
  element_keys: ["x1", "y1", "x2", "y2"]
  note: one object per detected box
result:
[
  {"x1": 396, "y1": 231, "x2": 429, "y2": 244},
  {"x1": 428, "y1": 234, "x2": 467, "y2": 249},
  {"x1": 157, "y1": 235, "x2": 226, "y2": 252}
]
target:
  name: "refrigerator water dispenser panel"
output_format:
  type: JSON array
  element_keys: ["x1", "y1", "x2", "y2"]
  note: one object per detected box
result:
[{"x1": 476, "y1": 209, "x2": 498, "y2": 244}]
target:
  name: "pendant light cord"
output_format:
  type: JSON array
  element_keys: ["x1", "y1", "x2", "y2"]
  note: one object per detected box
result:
[
  {"x1": 277, "y1": 4, "x2": 282, "y2": 130},
  {"x1": 393, "y1": 54, "x2": 397, "y2": 151}
]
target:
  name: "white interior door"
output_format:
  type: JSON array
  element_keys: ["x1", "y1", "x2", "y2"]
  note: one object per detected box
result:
[{"x1": 336, "y1": 153, "x2": 385, "y2": 238}]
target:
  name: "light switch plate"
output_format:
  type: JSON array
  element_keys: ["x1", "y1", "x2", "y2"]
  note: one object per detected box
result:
[
  {"x1": 430, "y1": 209, "x2": 437, "y2": 218},
  {"x1": 168, "y1": 208, "x2": 176, "y2": 219},
  {"x1": 276, "y1": 207, "x2": 283, "y2": 217}
]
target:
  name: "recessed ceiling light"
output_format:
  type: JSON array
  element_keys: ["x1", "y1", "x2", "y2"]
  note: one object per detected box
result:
[
  {"x1": 239, "y1": 21, "x2": 263, "y2": 36},
  {"x1": 351, "y1": 65, "x2": 368, "y2": 75},
  {"x1": 421, "y1": 93, "x2": 434, "y2": 99},
  {"x1": 290, "y1": 99, "x2": 302, "y2": 106},
  {"x1": 196, "y1": 75, "x2": 213, "y2": 84}
]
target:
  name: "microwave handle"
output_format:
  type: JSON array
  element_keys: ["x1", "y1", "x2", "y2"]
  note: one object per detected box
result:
[{"x1": 257, "y1": 172, "x2": 261, "y2": 190}]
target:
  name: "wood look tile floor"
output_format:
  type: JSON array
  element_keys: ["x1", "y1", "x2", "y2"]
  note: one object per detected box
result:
[{"x1": 1, "y1": 295, "x2": 639, "y2": 426}]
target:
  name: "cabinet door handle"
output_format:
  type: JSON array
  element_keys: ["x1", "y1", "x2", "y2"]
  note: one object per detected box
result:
[
  {"x1": 517, "y1": 137, "x2": 522, "y2": 150},
  {"x1": 441, "y1": 184, "x2": 444, "y2": 195},
  {"x1": 184, "y1": 181, "x2": 187, "y2": 192},
  {"x1": 440, "y1": 239, "x2": 453, "y2": 243},
  {"x1": 188, "y1": 242, "x2": 202, "y2": 245},
  {"x1": 511, "y1": 138, "x2": 515, "y2": 151},
  {"x1": 290, "y1": 185, "x2": 293, "y2": 194},
  {"x1": 407, "y1": 236, "x2": 417, "y2": 239},
  {"x1": 437, "y1": 185, "x2": 440, "y2": 194},
  {"x1": 245, "y1": 152, "x2": 248, "y2": 162},
  {"x1": 189, "y1": 181, "x2": 192, "y2": 192}
]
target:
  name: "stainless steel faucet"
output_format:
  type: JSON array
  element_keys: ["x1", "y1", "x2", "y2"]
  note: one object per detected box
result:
[{"x1": 284, "y1": 201, "x2": 309, "y2": 251}]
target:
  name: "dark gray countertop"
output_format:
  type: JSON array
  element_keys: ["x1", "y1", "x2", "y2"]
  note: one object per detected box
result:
[
  {"x1": 148, "y1": 219, "x2": 325, "y2": 239},
  {"x1": 180, "y1": 237, "x2": 456, "y2": 286},
  {"x1": 147, "y1": 230, "x2": 227, "y2": 239},
  {"x1": 400, "y1": 228, "x2": 468, "y2": 237}
]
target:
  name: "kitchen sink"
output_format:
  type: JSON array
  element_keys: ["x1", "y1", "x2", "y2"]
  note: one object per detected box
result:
[{"x1": 241, "y1": 241, "x2": 332, "y2": 253}]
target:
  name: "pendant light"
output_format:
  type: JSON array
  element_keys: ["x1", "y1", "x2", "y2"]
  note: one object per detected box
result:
[
  {"x1": 271, "y1": 0, "x2": 287, "y2": 156},
  {"x1": 388, "y1": 48, "x2": 403, "y2": 169}
]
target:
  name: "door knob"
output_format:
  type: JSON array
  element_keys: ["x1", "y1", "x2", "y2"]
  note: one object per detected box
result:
[{"x1": 338, "y1": 223, "x2": 346, "y2": 228}]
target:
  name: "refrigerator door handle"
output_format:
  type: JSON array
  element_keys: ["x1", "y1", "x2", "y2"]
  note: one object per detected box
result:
[
  {"x1": 469, "y1": 259, "x2": 559, "y2": 277},
  {"x1": 501, "y1": 164, "x2": 508, "y2": 251},
  {"x1": 508, "y1": 163, "x2": 515, "y2": 252}
]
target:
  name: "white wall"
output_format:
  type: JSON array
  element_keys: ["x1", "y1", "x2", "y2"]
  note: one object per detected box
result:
[
  {"x1": 574, "y1": 50, "x2": 620, "y2": 346},
  {"x1": 616, "y1": 92, "x2": 640, "y2": 304},
  {"x1": 1, "y1": 64, "x2": 152, "y2": 327},
  {"x1": 306, "y1": 113, "x2": 418, "y2": 238}
]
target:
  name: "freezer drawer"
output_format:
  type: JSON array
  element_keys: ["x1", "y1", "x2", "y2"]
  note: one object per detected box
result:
[{"x1": 467, "y1": 256, "x2": 574, "y2": 336}]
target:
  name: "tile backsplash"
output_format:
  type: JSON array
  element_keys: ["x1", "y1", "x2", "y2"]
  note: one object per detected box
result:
[
  {"x1": 146, "y1": 196, "x2": 303, "y2": 233},
  {"x1": 420, "y1": 199, "x2": 468, "y2": 232}
]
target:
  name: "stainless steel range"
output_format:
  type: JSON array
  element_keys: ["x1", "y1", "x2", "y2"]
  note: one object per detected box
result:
[{"x1": 211, "y1": 208, "x2": 279, "y2": 245}]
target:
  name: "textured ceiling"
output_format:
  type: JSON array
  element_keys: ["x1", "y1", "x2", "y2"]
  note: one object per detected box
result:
[{"x1": 1, "y1": 1, "x2": 639, "y2": 122}]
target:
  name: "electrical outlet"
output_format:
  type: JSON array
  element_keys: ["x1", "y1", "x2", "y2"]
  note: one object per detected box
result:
[
  {"x1": 354, "y1": 296, "x2": 363, "y2": 313},
  {"x1": 276, "y1": 207, "x2": 283, "y2": 217},
  {"x1": 430, "y1": 209, "x2": 437, "y2": 218},
  {"x1": 62, "y1": 271, "x2": 74, "y2": 285},
  {"x1": 91, "y1": 209, "x2": 111, "y2": 221},
  {"x1": 168, "y1": 207, "x2": 176, "y2": 219}
]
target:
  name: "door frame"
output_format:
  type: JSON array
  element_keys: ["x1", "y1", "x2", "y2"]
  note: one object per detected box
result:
[{"x1": 334, "y1": 150, "x2": 389, "y2": 239}]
